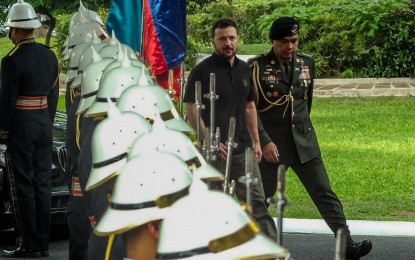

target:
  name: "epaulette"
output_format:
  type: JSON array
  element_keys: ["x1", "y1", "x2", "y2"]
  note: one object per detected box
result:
[
  {"x1": 297, "y1": 53, "x2": 313, "y2": 60},
  {"x1": 8, "y1": 46, "x2": 20, "y2": 57},
  {"x1": 247, "y1": 54, "x2": 265, "y2": 64}
]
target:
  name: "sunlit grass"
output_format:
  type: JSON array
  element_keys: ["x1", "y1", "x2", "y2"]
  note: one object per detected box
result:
[
  {"x1": 269, "y1": 96, "x2": 415, "y2": 221},
  {"x1": 3, "y1": 36, "x2": 414, "y2": 222},
  {"x1": 0, "y1": 37, "x2": 58, "y2": 59},
  {"x1": 57, "y1": 95, "x2": 65, "y2": 111}
]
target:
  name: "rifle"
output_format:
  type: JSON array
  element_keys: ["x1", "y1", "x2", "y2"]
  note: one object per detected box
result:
[
  {"x1": 223, "y1": 117, "x2": 237, "y2": 195},
  {"x1": 239, "y1": 148, "x2": 258, "y2": 215},
  {"x1": 204, "y1": 126, "x2": 212, "y2": 164},
  {"x1": 167, "y1": 69, "x2": 176, "y2": 102},
  {"x1": 194, "y1": 81, "x2": 205, "y2": 148},
  {"x1": 335, "y1": 228, "x2": 346, "y2": 260},
  {"x1": 177, "y1": 61, "x2": 186, "y2": 119},
  {"x1": 203, "y1": 73, "x2": 220, "y2": 169},
  {"x1": 276, "y1": 164, "x2": 289, "y2": 246}
]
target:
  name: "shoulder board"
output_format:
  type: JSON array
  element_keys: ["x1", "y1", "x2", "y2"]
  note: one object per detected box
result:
[
  {"x1": 8, "y1": 46, "x2": 20, "y2": 57},
  {"x1": 247, "y1": 53, "x2": 265, "y2": 64},
  {"x1": 297, "y1": 53, "x2": 313, "y2": 60}
]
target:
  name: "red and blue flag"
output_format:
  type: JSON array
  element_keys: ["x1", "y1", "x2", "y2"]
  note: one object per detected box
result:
[{"x1": 106, "y1": 0, "x2": 187, "y2": 98}]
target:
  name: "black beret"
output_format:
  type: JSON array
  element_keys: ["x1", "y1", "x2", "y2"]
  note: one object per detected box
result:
[{"x1": 269, "y1": 17, "x2": 300, "y2": 40}]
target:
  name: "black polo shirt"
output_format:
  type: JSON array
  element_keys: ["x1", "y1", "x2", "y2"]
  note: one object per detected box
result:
[{"x1": 184, "y1": 52, "x2": 254, "y2": 154}]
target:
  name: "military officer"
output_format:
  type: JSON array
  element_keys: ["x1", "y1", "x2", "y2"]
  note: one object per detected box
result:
[
  {"x1": 0, "y1": 0, "x2": 59, "y2": 258},
  {"x1": 248, "y1": 16, "x2": 372, "y2": 259}
]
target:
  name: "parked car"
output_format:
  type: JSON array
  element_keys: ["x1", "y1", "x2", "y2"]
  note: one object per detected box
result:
[{"x1": 0, "y1": 111, "x2": 69, "y2": 230}]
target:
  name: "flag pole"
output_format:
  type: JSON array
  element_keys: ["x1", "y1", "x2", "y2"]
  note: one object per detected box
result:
[{"x1": 139, "y1": 0, "x2": 145, "y2": 57}]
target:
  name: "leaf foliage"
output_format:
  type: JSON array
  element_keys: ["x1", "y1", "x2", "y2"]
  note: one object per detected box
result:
[{"x1": 187, "y1": 0, "x2": 415, "y2": 78}]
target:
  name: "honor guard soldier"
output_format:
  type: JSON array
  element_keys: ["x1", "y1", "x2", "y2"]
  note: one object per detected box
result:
[
  {"x1": 79, "y1": 50, "x2": 143, "y2": 260},
  {"x1": 94, "y1": 152, "x2": 193, "y2": 260},
  {"x1": 156, "y1": 178, "x2": 289, "y2": 260},
  {"x1": 0, "y1": 0, "x2": 59, "y2": 258},
  {"x1": 248, "y1": 16, "x2": 372, "y2": 259},
  {"x1": 63, "y1": 4, "x2": 109, "y2": 258}
]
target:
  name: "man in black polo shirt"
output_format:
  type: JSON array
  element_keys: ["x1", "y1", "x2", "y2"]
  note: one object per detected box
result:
[{"x1": 184, "y1": 18, "x2": 277, "y2": 240}]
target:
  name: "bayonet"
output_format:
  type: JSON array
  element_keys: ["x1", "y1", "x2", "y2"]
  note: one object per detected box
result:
[
  {"x1": 195, "y1": 81, "x2": 205, "y2": 147},
  {"x1": 276, "y1": 164, "x2": 289, "y2": 246},
  {"x1": 223, "y1": 117, "x2": 237, "y2": 194}
]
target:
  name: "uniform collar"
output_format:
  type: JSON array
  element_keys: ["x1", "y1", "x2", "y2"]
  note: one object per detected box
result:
[
  {"x1": 17, "y1": 38, "x2": 36, "y2": 46},
  {"x1": 267, "y1": 48, "x2": 292, "y2": 65}
]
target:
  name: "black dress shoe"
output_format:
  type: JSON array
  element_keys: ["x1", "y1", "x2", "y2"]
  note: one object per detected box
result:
[
  {"x1": 2, "y1": 246, "x2": 41, "y2": 258},
  {"x1": 40, "y1": 250, "x2": 49, "y2": 257},
  {"x1": 346, "y1": 239, "x2": 372, "y2": 259}
]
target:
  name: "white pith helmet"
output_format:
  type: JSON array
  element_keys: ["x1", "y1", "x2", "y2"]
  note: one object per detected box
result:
[
  {"x1": 85, "y1": 100, "x2": 151, "y2": 191},
  {"x1": 94, "y1": 151, "x2": 193, "y2": 236},
  {"x1": 62, "y1": 3, "x2": 103, "y2": 56},
  {"x1": 4, "y1": 0, "x2": 41, "y2": 29},
  {"x1": 128, "y1": 120, "x2": 223, "y2": 182},
  {"x1": 70, "y1": 33, "x2": 108, "y2": 88},
  {"x1": 69, "y1": 1, "x2": 104, "y2": 31},
  {"x1": 102, "y1": 45, "x2": 145, "y2": 73},
  {"x1": 77, "y1": 45, "x2": 115, "y2": 115},
  {"x1": 61, "y1": 38, "x2": 70, "y2": 57},
  {"x1": 62, "y1": 36, "x2": 69, "y2": 48},
  {"x1": 98, "y1": 34, "x2": 138, "y2": 60},
  {"x1": 64, "y1": 30, "x2": 98, "y2": 61},
  {"x1": 156, "y1": 178, "x2": 289, "y2": 260},
  {"x1": 116, "y1": 69, "x2": 193, "y2": 133},
  {"x1": 84, "y1": 51, "x2": 142, "y2": 117},
  {"x1": 64, "y1": 34, "x2": 94, "y2": 82},
  {"x1": 98, "y1": 45, "x2": 147, "y2": 82},
  {"x1": 67, "y1": 20, "x2": 108, "y2": 50}
]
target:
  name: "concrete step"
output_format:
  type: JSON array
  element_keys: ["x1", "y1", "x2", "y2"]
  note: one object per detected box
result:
[
  {"x1": 314, "y1": 78, "x2": 415, "y2": 97},
  {"x1": 60, "y1": 72, "x2": 415, "y2": 97}
]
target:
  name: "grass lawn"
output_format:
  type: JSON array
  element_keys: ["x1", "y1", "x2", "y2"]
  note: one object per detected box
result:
[
  {"x1": 0, "y1": 36, "x2": 59, "y2": 59},
  {"x1": 57, "y1": 94, "x2": 66, "y2": 111},
  {"x1": 0, "y1": 37, "x2": 14, "y2": 58},
  {"x1": 2, "y1": 37, "x2": 414, "y2": 222},
  {"x1": 268, "y1": 96, "x2": 415, "y2": 222}
]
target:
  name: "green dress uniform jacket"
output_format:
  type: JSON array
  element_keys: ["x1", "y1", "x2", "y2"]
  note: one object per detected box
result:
[
  {"x1": 249, "y1": 48, "x2": 320, "y2": 165},
  {"x1": 248, "y1": 49, "x2": 350, "y2": 237}
]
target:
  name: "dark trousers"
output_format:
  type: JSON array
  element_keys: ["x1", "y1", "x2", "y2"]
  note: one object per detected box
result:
[
  {"x1": 218, "y1": 152, "x2": 277, "y2": 241},
  {"x1": 77, "y1": 118, "x2": 126, "y2": 260},
  {"x1": 65, "y1": 95, "x2": 92, "y2": 260},
  {"x1": 259, "y1": 155, "x2": 349, "y2": 236},
  {"x1": 66, "y1": 199, "x2": 91, "y2": 260},
  {"x1": 6, "y1": 112, "x2": 52, "y2": 251}
]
